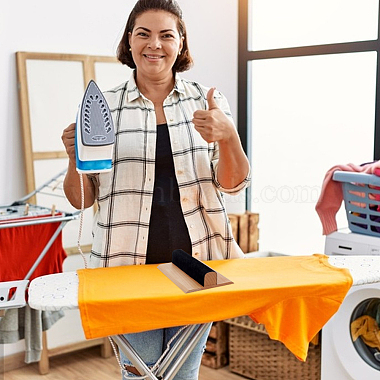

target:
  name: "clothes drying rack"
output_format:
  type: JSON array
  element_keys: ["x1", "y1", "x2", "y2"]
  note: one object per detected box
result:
[
  {"x1": 0, "y1": 171, "x2": 210, "y2": 380},
  {"x1": 0, "y1": 169, "x2": 79, "y2": 313}
]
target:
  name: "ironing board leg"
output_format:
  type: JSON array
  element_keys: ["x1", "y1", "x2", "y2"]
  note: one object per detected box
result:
[
  {"x1": 113, "y1": 323, "x2": 212, "y2": 380},
  {"x1": 162, "y1": 323, "x2": 211, "y2": 380},
  {"x1": 112, "y1": 334, "x2": 158, "y2": 380},
  {"x1": 154, "y1": 324, "x2": 197, "y2": 377}
]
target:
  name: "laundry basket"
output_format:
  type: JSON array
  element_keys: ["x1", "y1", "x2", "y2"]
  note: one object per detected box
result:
[
  {"x1": 225, "y1": 316, "x2": 321, "y2": 380},
  {"x1": 333, "y1": 171, "x2": 380, "y2": 237}
]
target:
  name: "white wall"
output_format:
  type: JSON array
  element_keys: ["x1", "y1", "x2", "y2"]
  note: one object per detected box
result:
[{"x1": 1, "y1": 0, "x2": 241, "y2": 358}]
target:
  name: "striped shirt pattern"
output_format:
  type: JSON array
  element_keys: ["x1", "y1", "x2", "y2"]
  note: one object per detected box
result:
[{"x1": 89, "y1": 72, "x2": 251, "y2": 268}]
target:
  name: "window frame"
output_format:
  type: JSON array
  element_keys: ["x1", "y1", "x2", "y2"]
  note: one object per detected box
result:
[{"x1": 238, "y1": 0, "x2": 380, "y2": 178}]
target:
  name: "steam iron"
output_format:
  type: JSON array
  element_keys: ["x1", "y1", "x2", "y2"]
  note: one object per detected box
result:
[{"x1": 75, "y1": 80, "x2": 114, "y2": 173}]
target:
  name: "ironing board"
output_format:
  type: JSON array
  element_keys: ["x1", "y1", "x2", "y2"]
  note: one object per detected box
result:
[
  {"x1": 28, "y1": 268, "x2": 213, "y2": 379},
  {"x1": 27, "y1": 254, "x2": 379, "y2": 380}
]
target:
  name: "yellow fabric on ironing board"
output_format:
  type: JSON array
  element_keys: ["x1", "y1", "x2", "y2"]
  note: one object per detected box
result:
[{"x1": 77, "y1": 254, "x2": 352, "y2": 361}]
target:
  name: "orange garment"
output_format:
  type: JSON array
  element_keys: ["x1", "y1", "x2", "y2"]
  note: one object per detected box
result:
[
  {"x1": 351, "y1": 315, "x2": 380, "y2": 350},
  {"x1": 77, "y1": 254, "x2": 352, "y2": 361},
  {"x1": 0, "y1": 216, "x2": 66, "y2": 282}
]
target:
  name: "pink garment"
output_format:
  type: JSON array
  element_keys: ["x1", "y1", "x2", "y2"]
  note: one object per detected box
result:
[{"x1": 315, "y1": 162, "x2": 380, "y2": 235}]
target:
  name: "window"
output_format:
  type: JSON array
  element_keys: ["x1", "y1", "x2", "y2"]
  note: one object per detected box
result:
[{"x1": 239, "y1": 0, "x2": 380, "y2": 254}]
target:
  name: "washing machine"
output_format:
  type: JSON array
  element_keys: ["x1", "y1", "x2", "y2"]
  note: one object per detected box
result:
[{"x1": 322, "y1": 231, "x2": 380, "y2": 380}]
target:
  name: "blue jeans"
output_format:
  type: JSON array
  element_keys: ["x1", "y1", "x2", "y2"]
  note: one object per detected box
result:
[{"x1": 119, "y1": 324, "x2": 211, "y2": 380}]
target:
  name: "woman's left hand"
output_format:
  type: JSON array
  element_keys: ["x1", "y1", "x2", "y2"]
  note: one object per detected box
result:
[
  {"x1": 192, "y1": 87, "x2": 236, "y2": 143},
  {"x1": 193, "y1": 87, "x2": 250, "y2": 189}
]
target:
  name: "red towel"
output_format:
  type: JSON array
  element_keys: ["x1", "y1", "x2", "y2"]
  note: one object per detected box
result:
[
  {"x1": 315, "y1": 162, "x2": 380, "y2": 235},
  {"x1": 0, "y1": 215, "x2": 66, "y2": 282}
]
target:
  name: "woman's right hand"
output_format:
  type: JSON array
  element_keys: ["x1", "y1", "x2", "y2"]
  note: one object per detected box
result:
[{"x1": 61, "y1": 123, "x2": 76, "y2": 164}]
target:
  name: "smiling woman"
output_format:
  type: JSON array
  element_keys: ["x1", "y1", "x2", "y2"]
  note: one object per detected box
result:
[
  {"x1": 127, "y1": 10, "x2": 185, "y2": 123},
  {"x1": 129, "y1": 12, "x2": 183, "y2": 78},
  {"x1": 61, "y1": 0, "x2": 250, "y2": 379},
  {"x1": 130, "y1": 15, "x2": 183, "y2": 65},
  {"x1": 117, "y1": 0, "x2": 192, "y2": 73}
]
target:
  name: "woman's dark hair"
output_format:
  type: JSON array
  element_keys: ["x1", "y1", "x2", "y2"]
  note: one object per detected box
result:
[{"x1": 117, "y1": 0, "x2": 193, "y2": 73}]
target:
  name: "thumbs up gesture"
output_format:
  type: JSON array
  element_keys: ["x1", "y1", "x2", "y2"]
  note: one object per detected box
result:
[{"x1": 192, "y1": 87, "x2": 236, "y2": 143}]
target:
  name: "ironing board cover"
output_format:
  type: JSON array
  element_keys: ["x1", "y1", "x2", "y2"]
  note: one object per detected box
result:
[{"x1": 76, "y1": 254, "x2": 352, "y2": 361}]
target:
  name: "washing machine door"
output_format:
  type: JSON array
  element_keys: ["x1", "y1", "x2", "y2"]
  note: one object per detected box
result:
[{"x1": 322, "y1": 285, "x2": 380, "y2": 380}]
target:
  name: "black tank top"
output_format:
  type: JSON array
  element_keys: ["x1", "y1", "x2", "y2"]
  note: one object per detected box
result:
[{"x1": 146, "y1": 124, "x2": 192, "y2": 264}]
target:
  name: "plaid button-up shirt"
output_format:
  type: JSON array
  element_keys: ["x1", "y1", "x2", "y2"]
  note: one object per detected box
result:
[{"x1": 89, "y1": 72, "x2": 250, "y2": 268}]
